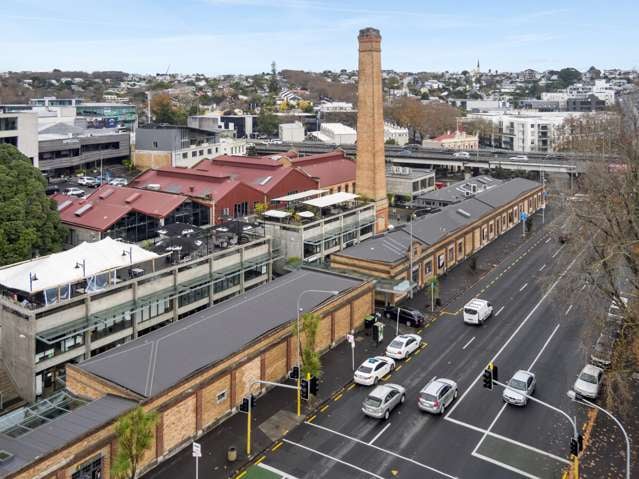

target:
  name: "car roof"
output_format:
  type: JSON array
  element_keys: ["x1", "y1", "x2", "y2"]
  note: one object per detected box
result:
[
  {"x1": 369, "y1": 385, "x2": 395, "y2": 398},
  {"x1": 467, "y1": 299, "x2": 488, "y2": 307},
  {"x1": 363, "y1": 357, "x2": 382, "y2": 365},
  {"x1": 582, "y1": 364, "x2": 603, "y2": 375},
  {"x1": 422, "y1": 379, "x2": 447, "y2": 395},
  {"x1": 513, "y1": 370, "x2": 533, "y2": 381}
]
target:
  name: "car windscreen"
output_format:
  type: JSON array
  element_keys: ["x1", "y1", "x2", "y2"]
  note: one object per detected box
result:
[
  {"x1": 364, "y1": 396, "x2": 382, "y2": 408},
  {"x1": 420, "y1": 392, "x2": 438, "y2": 402},
  {"x1": 579, "y1": 372, "x2": 597, "y2": 384},
  {"x1": 358, "y1": 366, "x2": 373, "y2": 374},
  {"x1": 508, "y1": 378, "x2": 527, "y2": 391},
  {"x1": 389, "y1": 340, "x2": 403, "y2": 348},
  {"x1": 464, "y1": 308, "x2": 478, "y2": 315}
]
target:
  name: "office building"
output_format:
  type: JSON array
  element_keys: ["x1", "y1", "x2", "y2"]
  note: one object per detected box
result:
[
  {"x1": 279, "y1": 121, "x2": 305, "y2": 142},
  {"x1": 384, "y1": 122, "x2": 409, "y2": 146},
  {"x1": 386, "y1": 166, "x2": 436, "y2": 204},
  {"x1": 0, "y1": 112, "x2": 38, "y2": 165},
  {"x1": 309, "y1": 122, "x2": 357, "y2": 145}
]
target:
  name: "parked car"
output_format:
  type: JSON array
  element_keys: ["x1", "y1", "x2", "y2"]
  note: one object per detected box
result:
[
  {"x1": 418, "y1": 378, "x2": 458, "y2": 414},
  {"x1": 362, "y1": 383, "x2": 406, "y2": 420},
  {"x1": 383, "y1": 306, "x2": 425, "y2": 328},
  {"x1": 94, "y1": 176, "x2": 111, "y2": 186},
  {"x1": 591, "y1": 333, "x2": 614, "y2": 368},
  {"x1": 453, "y1": 151, "x2": 470, "y2": 158},
  {"x1": 573, "y1": 364, "x2": 603, "y2": 399},
  {"x1": 385, "y1": 334, "x2": 421, "y2": 359},
  {"x1": 109, "y1": 178, "x2": 128, "y2": 187},
  {"x1": 77, "y1": 176, "x2": 97, "y2": 187},
  {"x1": 63, "y1": 187, "x2": 86, "y2": 198},
  {"x1": 503, "y1": 370, "x2": 536, "y2": 406},
  {"x1": 463, "y1": 298, "x2": 493, "y2": 325},
  {"x1": 354, "y1": 356, "x2": 396, "y2": 386},
  {"x1": 509, "y1": 155, "x2": 529, "y2": 161},
  {"x1": 45, "y1": 185, "x2": 60, "y2": 196}
]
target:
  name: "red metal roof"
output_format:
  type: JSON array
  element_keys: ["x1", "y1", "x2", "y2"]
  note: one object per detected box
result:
[
  {"x1": 290, "y1": 150, "x2": 355, "y2": 188},
  {"x1": 52, "y1": 186, "x2": 187, "y2": 232}
]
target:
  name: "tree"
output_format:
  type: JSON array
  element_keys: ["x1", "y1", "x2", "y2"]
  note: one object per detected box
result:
[
  {"x1": 385, "y1": 138, "x2": 397, "y2": 145},
  {"x1": 0, "y1": 145, "x2": 66, "y2": 266},
  {"x1": 255, "y1": 110, "x2": 280, "y2": 137},
  {"x1": 386, "y1": 98, "x2": 458, "y2": 143},
  {"x1": 150, "y1": 93, "x2": 187, "y2": 125},
  {"x1": 112, "y1": 407, "x2": 158, "y2": 479},
  {"x1": 269, "y1": 61, "x2": 279, "y2": 94},
  {"x1": 291, "y1": 312, "x2": 322, "y2": 378},
  {"x1": 557, "y1": 67, "x2": 582, "y2": 87}
]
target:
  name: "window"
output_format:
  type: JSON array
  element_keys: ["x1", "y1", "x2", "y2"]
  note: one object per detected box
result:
[
  {"x1": 424, "y1": 260, "x2": 432, "y2": 275},
  {"x1": 337, "y1": 186, "x2": 341, "y2": 192},
  {"x1": 0, "y1": 137, "x2": 18, "y2": 147},
  {"x1": 222, "y1": 207, "x2": 230, "y2": 217},
  {"x1": 345, "y1": 184, "x2": 349, "y2": 192},
  {"x1": 207, "y1": 148, "x2": 212, "y2": 154},
  {"x1": 437, "y1": 254, "x2": 445, "y2": 270},
  {"x1": 448, "y1": 246, "x2": 455, "y2": 263},
  {"x1": 0, "y1": 117, "x2": 17, "y2": 131},
  {"x1": 458, "y1": 242, "x2": 463, "y2": 255},
  {"x1": 199, "y1": 150, "x2": 204, "y2": 156},
  {"x1": 191, "y1": 151, "x2": 197, "y2": 157},
  {"x1": 489, "y1": 223, "x2": 494, "y2": 236},
  {"x1": 182, "y1": 152, "x2": 188, "y2": 159},
  {"x1": 234, "y1": 201, "x2": 248, "y2": 217},
  {"x1": 152, "y1": 141, "x2": 158, "y2": 148},
  {"x1": 71, "y1": 456, "x2": 102, "y2": 479},
  {"x1": 216, "y1": 390, "x2": 227, "y2": 403}
]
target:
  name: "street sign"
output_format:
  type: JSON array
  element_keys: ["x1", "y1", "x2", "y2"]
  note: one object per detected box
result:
[
  {"x1": 192, "y1": 442, "x2": 202, "y2": 458},
  {"x1": 520, "y1": 211, "x2": 528, "y2": 221},
  {"x1": 346, "y1": 334, "x2": 355, "y2": 347}
]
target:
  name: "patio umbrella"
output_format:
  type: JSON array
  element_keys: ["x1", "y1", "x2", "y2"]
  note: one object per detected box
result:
[{"x1": 157, "y1": 222, "x2": 202, "y2": 237}]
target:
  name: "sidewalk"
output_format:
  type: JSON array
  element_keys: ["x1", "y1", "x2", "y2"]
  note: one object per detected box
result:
[{"x1": 144, "y1": 205, "x2": 560, "y2": 479}]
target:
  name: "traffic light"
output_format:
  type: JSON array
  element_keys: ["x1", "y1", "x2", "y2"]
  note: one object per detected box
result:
[
  {"x1": 239, "y1": 397, "x2": 249, "y2": 413},
  {"x1": 250, "y1": 394, "x2": 257, "y2": 409},
  {"x1": 570, "y1": 437, "x2": 579, "y2": 456},
  {"x1": 483, "y1": 366, "x2": 493, "y2": 390},
  {"x1": 301, "y1": 378, "x2": 309, "y2": 400},
  {"x1": 309, "y1": 376, "x2": 319, "y2": 396},
  {"x1": 290, "y1": 366, "x2": 299, "y2": 380},
  {"x1": 492, "y1": 364, "x2": 499, "y2": 382}
]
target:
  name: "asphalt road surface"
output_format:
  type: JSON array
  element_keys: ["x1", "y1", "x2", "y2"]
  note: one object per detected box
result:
[{"x1": 256, "y1": 226, "x2": 609, "y2": 478}]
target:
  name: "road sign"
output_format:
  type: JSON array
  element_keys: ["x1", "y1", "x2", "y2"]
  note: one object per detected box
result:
[
  {"x1": 346, "y1": 334, "x2": 355, "y2": 347},
  {"x1": 192, "y1": 442, "x2": 202, "y2": 458},
  {"x1": 520, "y1": 211, "x2": 528, "y2": 221}
]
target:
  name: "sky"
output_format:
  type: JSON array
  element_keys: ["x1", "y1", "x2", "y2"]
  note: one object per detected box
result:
[{"x1": 1, "y1": 0, "x2": 638, "y2": 75}]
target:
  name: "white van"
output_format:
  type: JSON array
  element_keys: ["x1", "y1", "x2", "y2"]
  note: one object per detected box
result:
[{"x1": 463, "y1": 298, "x2": 493, "y2": 325}]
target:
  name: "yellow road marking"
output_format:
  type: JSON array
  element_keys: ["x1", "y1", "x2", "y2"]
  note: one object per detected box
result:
[
  {"x1": 417, "y1": 328, "x2": 423, "y2": 334},
  {"x1": 320, "y1": 404, "x2": 329, "y2": 413},
  {"x1": 347, "y1": 383, "x2": 355, "y2": 391},
  {"x1": 272, "y1": 442, "x2": 283, "y2": 452},
  {"x1": 256, "y1": 455, "x2": 266, "y2": 465},
  {"x1": 405, "y1": 357, "x2": 412, "y2": 363},
  {"x1": 333, "y1": 393, "x2": 343, "y2": 401},
  {"x1": 396, "y1": 365, "x2": 403, "y2": 371},
  {"x1": 235, "y1": 472, "x2": 247, "y2": 479},
  {"x1": 382, "y1": 374, "x2": 391, "y2": 381},
  {"x1": 307, "y1": 414, "x2": 317, "y2": 423}
]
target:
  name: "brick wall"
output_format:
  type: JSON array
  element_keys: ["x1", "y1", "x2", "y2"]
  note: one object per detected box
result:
[{"x1": 163, "y1": 396, "x2": 197, "y2": 454}]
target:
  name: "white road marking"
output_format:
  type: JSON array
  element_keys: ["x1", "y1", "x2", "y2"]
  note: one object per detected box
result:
[
  {"x1": 545, "y1": 237, "x2": 551, "y2": 244},
  {"x1": 462, "y1": 337, "x2": 476, "y2": 350},
  {"x1": 539, "y1": 264, "x2": 546, "y2": 272},
  {"x1": 565, "y1": 304, "x2": 573, "y2": 315},
  {"x1": 552, "y1": 244, "x2": 565, "y2": 258},
  {"x1": 472, "y1": 451, "x2": 541, "y2": 479},
  {"x1": 369, "y1": 422, "x2": 391, "y2": 445},
  {"x1": 472, "y1": 403, "x2": 507, "y2": 455},
  {"x1": 519, "y1": 282, "x2": 528, "y2": 292},
  {"x1": 445, "y1": 252, "x2": 582, "y2": 419},
  {"x1": 282, "y1": 439, "x2": 384, "y2": 479},
  {"x1": 304, "y1": 421, "x2": 458, "y2": 479},
  {"x1": 528, "y1": 323, "x2": 560, "y2": 371},
  {"x1": 581, "y1": 284, "x2": 587, "y2": 291},
  {"x1": 257, "y1": 463, "x2": 299, "y2": 479},
  {"x1": 495, "y1": 306, "x2": 505, "y2": 317},
  {"x1": 445, "y1": 416, "x2": 571, "y2": 465}
]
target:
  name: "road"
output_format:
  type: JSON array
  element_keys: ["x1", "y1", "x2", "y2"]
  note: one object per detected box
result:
[{"x1": 253, "y1": 221, "x2": 609, "y2": 478}]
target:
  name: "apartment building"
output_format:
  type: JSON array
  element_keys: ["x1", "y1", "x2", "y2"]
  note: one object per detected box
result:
[{"x1": 0, "y1": 112, "x2": 38, "y2": 164}]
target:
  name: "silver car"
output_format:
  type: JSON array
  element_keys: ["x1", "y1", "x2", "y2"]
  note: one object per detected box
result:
[
  {"x1": 362, "y1": 383, "x2": 406, "y2": 420},
  {"x1": 503, "y1": 370, "x2": 536, "y2": 406},
  {"x1": 418, "y1": 378, "x2": 458, "y2": 414}
]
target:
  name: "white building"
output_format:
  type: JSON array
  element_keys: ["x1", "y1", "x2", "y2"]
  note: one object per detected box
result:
[
  {"x1": 310, "y1": 122, "x2": 356, "y2": 145},
  {"x1": 383, "y1": 122, "x2": 409, "y2": 145},
  {"x1": 317, "y1": 102, "x2": 354, "y2": 113},
  {"x1": 0, "y1": 112, "x2": 39, "y2": 166},
  {"x1": 279, "y1": 122, "x2": 305, "y2": 142},
  {"x1": 173, "y1": 137, "x2": 248, "y2": 168}
]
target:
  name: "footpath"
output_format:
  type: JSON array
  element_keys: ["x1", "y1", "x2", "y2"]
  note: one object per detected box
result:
[{"x1": 144, "y1": 206, "x2": 558, "y2": 479}]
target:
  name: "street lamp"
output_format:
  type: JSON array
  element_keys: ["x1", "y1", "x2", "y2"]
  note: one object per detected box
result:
[
  {"x1": 295, "y1": 289, "x2": 339, "y2": 416},
  {"x1": 74, "y1": 259, "x2": 86, "y2": 277},
  {"x1": 567, "y1": 390, "x2": 630, "y2": 479},
  {"x1": 408, "y1": 207, "x2": 432, "y2": 299},
  {"x1": 28, "y1": 272, "x2": 38, "y2": 292}
]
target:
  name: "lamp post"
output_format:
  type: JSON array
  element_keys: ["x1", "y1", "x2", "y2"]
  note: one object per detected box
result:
[
  {"x1": 567, "y1": 390, "x2": 630, "y2": 479},
  {"x1": 74, "y1": 259, "x2": 86, "y2": 277},
  {"x1": 295, "y1": 289, "x2": 339, "y2": 416},
  {"x1": 408, "y1": 207, "x2": 432, "y2": 299},
  {"x1": 28, "y1": 272, "x2": 38, "y2": 292}
]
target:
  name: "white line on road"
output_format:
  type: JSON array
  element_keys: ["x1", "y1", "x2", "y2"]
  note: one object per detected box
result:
[
  {"x1": 462, "y1": 337, "x2": 476, "y2": 350},
  {"x1": 282, "y1": 439, "x2": 384, "y2": 479},
  {"x1": 545, "y1": 237, "x2": 551, "y2": 244},
  {"x1": 472, "y1": 403, "x2": 507, "y2": 455},
  {"x1": 495, "y1": 306, "x2": 505, "y2": 317},
  {"x1": 369, "y1": 423, "x2": 391, "y2": 445},
  {"x1": 552, "y1": 244, "x2": 566, "y2": 258},
  {"x1": 472, "y1": 451, "x2": 541, "y2": 479},
  {"x1": 304, "y1": 421, "x2": 458, "y2": 479},
  {"x1": 539, "y1": 264, "x2": 546, "y2": 272},
  {"x1": 257, "y1": 462, "x2": 300, "y2": 479},
  {"x1": 520, "y1": 282, "x2": 528, "y2": 292},
  {"x1": 581, "y1": 284, "x2": 587, "y2": 291},
  {"x1": 528, "y1": 323, "x2": 560, "y2": 371},
  {"x1": 565, "y1": 304, "x2": 573, "y2": 315}
]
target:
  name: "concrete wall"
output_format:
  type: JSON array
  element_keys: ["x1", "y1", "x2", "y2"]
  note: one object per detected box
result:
[{"x1": 0, "y1": 112, "x2": 38, "y2": 165}]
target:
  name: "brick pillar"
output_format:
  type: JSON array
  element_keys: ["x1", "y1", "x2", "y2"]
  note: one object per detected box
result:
[
  {"x1": 196, "y1": 389, "x2": 203, "y2": 431},
  {"x1": 230, "y1": 370, "x2": 237, "y2": 407},
  {"x1": 110, "y1": 438, "x2": 118, "y2": 473},
  {"x1": 330, "y1": 312, "x2": 336, "y2": 343},
  {"x1": 260, "y1": 352, "x2": 266, "y2": 382},
  {"x1": 155, "y1": 414, "x2": 164, "y2": 458},
  {"x1": 286, "y1": 337, "x2": 291, "y2": 372},
  {"x1": 348, "y1": 303, "x2": 353, "y2": 331}
]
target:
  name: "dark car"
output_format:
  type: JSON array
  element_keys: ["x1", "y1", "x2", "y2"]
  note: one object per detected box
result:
[
  {"x1": 45, "y1": 185, "x2": 60, "y2": 196},
  {"x1": 383, "y1": 306, "x2": 425, "y2": 328}
]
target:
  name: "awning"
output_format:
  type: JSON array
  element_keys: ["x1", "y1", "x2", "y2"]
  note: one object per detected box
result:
[
  {"x1": 303, "y1": 192, "x2": 359, "y2": 208},
  {"x1": 272, "y1": 189, "x2": 328, "y2": 202},
  {"x1": 263, "y1": 210, "x2": 291, "y2": 218},
  {"x1": 297, "y1": 211, "x2": 315, "y2": 218}
]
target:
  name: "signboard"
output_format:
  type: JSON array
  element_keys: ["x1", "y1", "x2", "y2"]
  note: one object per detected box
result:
[
  {"x1": 393, "y1": 280, "x2": 411, "y2": 293},
  {"x1": 346, "y1": 334, "x2": 355, "y2": 347},
  {"x1": 192, "y1": 442, "x2": 202, "y2": 458},
  {"x1": 520, "y1": 211, "x2": 528, "y2": 222}
]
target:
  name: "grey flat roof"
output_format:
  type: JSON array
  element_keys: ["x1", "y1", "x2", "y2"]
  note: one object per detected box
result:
[
  {"x1": 80, "y1": 269, "x2": 364, "y2": 397},
  {"x1": 386, "y1": 168, "x2": 434, "y2": 180},
  {"x1": 474, "y1": 177, "x2": 540, "y2": 208},
  {"x1": 337, "y1": 229, "x2": 412, "y2": 263},
  {"x1": 416, "y1": 176, "x2": 503, "y2": 204},
  {"x1": 0, "y1": 395, "x2": 135, "y2": 477}
]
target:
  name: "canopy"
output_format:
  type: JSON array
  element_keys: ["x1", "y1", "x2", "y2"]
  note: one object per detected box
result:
[
  {"x1": 297, "y1": 211, "x2": 315, "y2": 218},
  {"x1": 303, "y1": 192, "x2": 359, "y2": 208},
  {"x1": 0, "y1": 237, "x2": 159, "y2": 293},
  {"x1": 272, "y1": 189, "x2": 328, "y2": 202},
  {"x1": 263, "y1": 210, "x2": 291, "y2": 219}
]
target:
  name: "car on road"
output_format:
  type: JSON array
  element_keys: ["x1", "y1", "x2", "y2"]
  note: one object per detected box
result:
[
  {"x1": 354, "y1": 356, "x2": 396, "y2": 386},
  {"x1": 503, "y1": 370, "x2": 536, "y2": 406},
  {"x1": 573, "y1": 364, "x2": 603, "y2": 399},
  {"x1": 362, "y1": 383, "x2": 406, "y2": 420},
  {"x1": 509, "y1": 155, "x2": 529, "y2": 161},
  {"x1": 63, "y1": 187, "x2": 86, "y2": 198},
  {"x1": 77, "y1": 176, "x2": 97, "y2": 187},
  {"x1": 590, "y1": 333, "x2": 614, "y2": 368},
  {"x1": 109, "y1": 177, "x2": 128, "y2": 187},
  {"x1": 463, "y1": 298, "x2": 493, "y2": 325},
  {"x1": 418, "y1": 378, "x2": 458, "y2": 414},
  {"x1": 385, "y1": 334, "x2": 421, "y2": 359},
  {"x1": 383, "y1": 305, "x2": 425, "y2": 328},
  {"x1": 453, "y1": 151, "x2": 470, "y2": 158}
]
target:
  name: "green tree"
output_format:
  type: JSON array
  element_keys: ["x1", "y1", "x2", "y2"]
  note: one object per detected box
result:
[
  {"x1": 385, "y1": 138, "x2": 397, "y2": 145},
  {"x1": 269, "y1": 61, "x2": 279, "y2": 94},
  {"x1": 291, "y1": 312, "x2": 322, "y2": 378},
  {"x1": 0, "y1": 145, "x2": 66, "y2": 266},
  {"x1": 112, "y1": 407, "x2": 158, "y2": 479},
  {"x1": 558, "y1": 67, "x2": 582, "y2": 87},
  {"x1": 256, "y1": 110, "x2": 280, "y2": 137}
]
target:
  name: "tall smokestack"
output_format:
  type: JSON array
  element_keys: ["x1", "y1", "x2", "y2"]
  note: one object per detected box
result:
[{"x1": 356, "y1": 27, "x2": 388, "y2": 232}]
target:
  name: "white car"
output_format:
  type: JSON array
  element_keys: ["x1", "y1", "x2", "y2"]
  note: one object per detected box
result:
[
  {"x1": 573, "y1": 364, "x2": 603, "y2": 399},
  {"x1": 77, "y1": 176, "x2": 97, "y2": 186},
  {"x1": 109, "y1": 177, "x2": 128, "y2": 187},
  {"x1": 63, "y1": 187, "x2": 86, "y2": 198},
  {"x1": 418, "y1": 378, "x2": 458, "y2": 414},
  {"x1": 453, "y1": 151, "x2": 470, "y2": 158},
  {"x1": 354, "y1": 356, "x2": 396, "y2": 386},
  {"x1": 509, "y1": 155, "x2": 529, "y2": 161},
  {"x1": 503, "y1": 370, "x2": 536, "y2": 406},
  {"x1": 385, "y1": 334, "x2": 421, "y2": 359}
]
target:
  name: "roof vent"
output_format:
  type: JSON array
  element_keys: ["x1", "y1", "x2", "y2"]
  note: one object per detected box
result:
[
  {"x1": 0, "y1": 450, "x2": 14, "y2": 463},
  {"x1": 125, "y1": 192, "x2": 142, "y2": 203},
  {"x1": 259, "y1": 176, "x2": 273, "y2": 186},
  {"x1": 189, "y1": 185, "x2": 195, "y2": 192},
  {"x1": 74, "y1": 203, "x2": 93, "y2": 217},
  {"x1": 57, "y1": 200, "x2": 73, "y2": 211},
  {"x1": 146, "y1": 184, "x2": 161, "y2": 191},
  {"x1": 457, "y1": 209, "x2": 471, "y2": 218},
  {"x1": 99, "y1": 188, "x2": 114, "y2": 199}
]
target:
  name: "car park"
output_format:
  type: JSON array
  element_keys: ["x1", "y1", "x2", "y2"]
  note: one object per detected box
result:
[
  {"x1": 109, "y1": 178, "x2": 128, "y2": 187},
  {"x1": 63, "y1": 187, "x2": 86, "y2": 198},
  {"x1": 385, "y1": 334, "x2": 421, "y2": 359},
  {"x1": 77, "y1": 176, "x2": 97, "y2": 187},
  {"x1": 573, "y1": 364, "x2": 603, "y2": 399},
  {"x1": 503, "y1": 370, "x2": 536, "y2": 406},
  {"x1": 453, "y1": 151, "x2": 470, "y2": 158},
  {"x1": 383, "y1": 305, "x2": 425, "y2": 328},
  {"x1": 463, "y1": 298, "x2": 493, "y2": 325},
  {"x1": 354, "y1": 356, "x2": 396, "y2": 386},
  {"x1": 418, "y1": 378, "x2": 458, "y2": 414},
  {"x1": 362, "y1": 383, "x2": 406, "y2": 420}
]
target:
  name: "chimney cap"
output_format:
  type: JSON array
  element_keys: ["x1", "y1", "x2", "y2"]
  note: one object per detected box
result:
[{"x1": 359, "y1": 27, "x2": 381, "y2": 39}]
